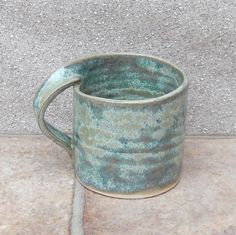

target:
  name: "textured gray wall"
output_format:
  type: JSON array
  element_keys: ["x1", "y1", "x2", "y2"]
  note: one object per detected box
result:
[{"x1": 0, "y1": 0, "x2": 235, "y2": 135}]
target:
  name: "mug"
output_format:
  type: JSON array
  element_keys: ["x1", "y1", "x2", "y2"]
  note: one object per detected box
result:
[{"x1": 33, "y1": 53, "x2": 188, "y2": 199}]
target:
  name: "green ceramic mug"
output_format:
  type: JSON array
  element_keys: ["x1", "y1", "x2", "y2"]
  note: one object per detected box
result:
[{"x1": 33, "y1": 53, "x2": 188, "y2": 199}]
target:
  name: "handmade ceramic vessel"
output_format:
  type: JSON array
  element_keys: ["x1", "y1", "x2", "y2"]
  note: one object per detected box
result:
[{"x1": 33, "y1": 53, "x2": 188, "y2": 199}]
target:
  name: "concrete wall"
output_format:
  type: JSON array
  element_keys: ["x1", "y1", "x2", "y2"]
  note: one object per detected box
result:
[{"x1": 0, "y1": 0, "x2": 235, "y2": 135}]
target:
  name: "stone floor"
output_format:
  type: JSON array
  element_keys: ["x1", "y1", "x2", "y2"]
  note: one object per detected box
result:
[
  {"x1": 0, "y1": 136, "x2": 235, "y2": 235},
  {"x1": 0, "y1": 136, "x2": 74, "y2": 235}
]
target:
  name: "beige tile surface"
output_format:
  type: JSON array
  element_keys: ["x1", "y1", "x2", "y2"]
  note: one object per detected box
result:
[
  {"x1": 83, "y1": 138, "x2": 236, "y2": 235},
  {"x1": 0, "y1": 136, "x2": 74, "y2": 235},
  {"x1": 1, "y1": 136, "x2": 236, "y2": 235}
]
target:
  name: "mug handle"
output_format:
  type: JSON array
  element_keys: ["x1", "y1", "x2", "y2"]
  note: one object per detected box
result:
[{"x1": 33, "y1": 66, "x2": 81, "y2": 157}]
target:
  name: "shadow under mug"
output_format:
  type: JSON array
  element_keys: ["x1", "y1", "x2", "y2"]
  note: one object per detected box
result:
[{"x1": 33, "y1": 53, "x2": 189, "y2": 199}]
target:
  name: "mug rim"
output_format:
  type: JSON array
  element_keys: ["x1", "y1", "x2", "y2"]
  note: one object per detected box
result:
[{"x1": 71, "y1": 52, "x2": 189, "y2": 105}]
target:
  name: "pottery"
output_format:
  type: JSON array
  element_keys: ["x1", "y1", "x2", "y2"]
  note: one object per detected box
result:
[{"x1": 33, "y1": 53, "x2": 189, "y2": 199}]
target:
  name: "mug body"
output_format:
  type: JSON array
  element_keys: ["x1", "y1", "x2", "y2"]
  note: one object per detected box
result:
[{"x1": 72, "y1": 54, "x2": 188, "y2": 198}]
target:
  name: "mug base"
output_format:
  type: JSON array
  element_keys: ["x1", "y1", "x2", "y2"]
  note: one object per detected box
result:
[{"x1": 75, "y1": 175, "x2": 180, "y2": 199}]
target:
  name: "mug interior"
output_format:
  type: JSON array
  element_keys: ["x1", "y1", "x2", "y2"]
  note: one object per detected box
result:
[{"x1": 79, "y1": 54, "x2": 184, "y2": 101}]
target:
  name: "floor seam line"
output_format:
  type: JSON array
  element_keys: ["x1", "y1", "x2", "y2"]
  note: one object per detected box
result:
[{"x1": 70, "y1": 178, "x2": 85, "y2": 235}]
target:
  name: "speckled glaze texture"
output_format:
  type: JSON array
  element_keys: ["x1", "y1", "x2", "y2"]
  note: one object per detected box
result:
[{"x1": 33, "y1": 53, "x2": 188, "y2": 198}]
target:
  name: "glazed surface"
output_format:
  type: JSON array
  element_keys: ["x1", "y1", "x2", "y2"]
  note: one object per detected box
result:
[
  {"x1": 72, "y1": 54, "x2": 187, "y2": 194},
  {"x1": 78, "y1": 55, "x2": 183, "y2": 100},
  {"x1": 74, "y1": 90, "x2": 187, "y2": 193},
  {"x1": 34, "y1": 54, "x2": 188, "y2": 196}
]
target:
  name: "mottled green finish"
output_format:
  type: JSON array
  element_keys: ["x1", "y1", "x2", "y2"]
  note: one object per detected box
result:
[{"x1": 33, "y1": 53, "x2": 188, "y2": 198}]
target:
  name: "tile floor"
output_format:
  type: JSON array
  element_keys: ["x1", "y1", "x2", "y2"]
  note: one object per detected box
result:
[{"x1": 0, "y1": 136, "x2": 235, "y2": 235}]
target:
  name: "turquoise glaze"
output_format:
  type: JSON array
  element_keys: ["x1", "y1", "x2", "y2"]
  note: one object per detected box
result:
[{"x1": 33, "y1": 53, "x2": 188, "y2": 199}]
